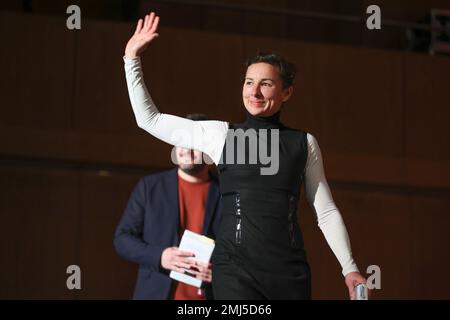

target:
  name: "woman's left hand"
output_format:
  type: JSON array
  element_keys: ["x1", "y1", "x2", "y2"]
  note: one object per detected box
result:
[{"x1": 345, "y1": 271, "x2": 370, "y2": 299}]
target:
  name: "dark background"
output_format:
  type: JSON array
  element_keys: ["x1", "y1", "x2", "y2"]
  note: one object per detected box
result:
[{"x1": 0, "y1": 0, "x2": 449, "y2": 299}]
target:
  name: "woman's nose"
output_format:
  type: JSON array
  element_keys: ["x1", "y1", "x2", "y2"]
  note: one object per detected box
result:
[{"x1": 251, "y1": 84, "x2": 262, "y2": 96}]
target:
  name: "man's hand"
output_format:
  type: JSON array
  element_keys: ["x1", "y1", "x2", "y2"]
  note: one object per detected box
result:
[
  {"x1": 161, "y1": 247, "x2": 195, "y2": 273},
  {"x1": 125, "y1": 12, "x2": 160, "y2": 59},
  {"x1": 345, "y1": 271, "x2": 369, "y2": 300},
  {"x1": 161, "y1": 247, "x2": 213, "y2": 283},
  {"x1": 189, "y1": 261, "x2": 212, "y2": 283}
]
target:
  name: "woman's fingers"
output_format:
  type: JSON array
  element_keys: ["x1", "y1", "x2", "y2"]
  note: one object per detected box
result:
[
  {"x1": 143, "y1": 14, "x2": 149, "y2": 30},
  {"x1": 146, "y1": 12, "x2": 155, "y2": 32},
  {"x1": 134, "y1": 12, "x2": 159, "y2": 41},
  {"x1": 134, "y1": 19, "x2": 143, "y2": 35},
  {"x1": 149, "y1": 16, "x2": 160, "y2": 34}
]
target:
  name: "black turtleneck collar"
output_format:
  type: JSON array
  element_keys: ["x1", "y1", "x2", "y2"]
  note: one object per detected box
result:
[{"x1": 243, "y1": 110, "x2": 282, "y2": 129}]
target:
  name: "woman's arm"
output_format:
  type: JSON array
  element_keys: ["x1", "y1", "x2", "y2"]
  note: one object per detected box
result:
[
  {"x1": 124, "y1": 12, "x2": 228, "y2": 165},
  {"x1": 304, "y1": 134, "x2": 367, "y2": 298}
]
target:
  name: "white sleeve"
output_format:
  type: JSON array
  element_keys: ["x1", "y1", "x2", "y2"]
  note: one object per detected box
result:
[
  {"x1": 304, "y1": 133, "x2": 360, "y2": 276},
  {"x1": 124, "y1": 56, "x2": 229, "y2": 165}
]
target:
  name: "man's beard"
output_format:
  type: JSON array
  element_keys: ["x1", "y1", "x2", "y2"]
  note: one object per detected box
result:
[{"x1": 178, "y1": 163, "x2": 205, "y2": 175}]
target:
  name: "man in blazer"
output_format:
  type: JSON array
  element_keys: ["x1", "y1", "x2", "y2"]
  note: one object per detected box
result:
[{"x1": 114, "y1": 114, "x2": 221, "y2": 300}]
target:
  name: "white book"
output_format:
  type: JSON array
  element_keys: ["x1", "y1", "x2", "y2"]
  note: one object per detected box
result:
[{"x1": 169, "y1": 230, "x2": 215, "y2": 288}]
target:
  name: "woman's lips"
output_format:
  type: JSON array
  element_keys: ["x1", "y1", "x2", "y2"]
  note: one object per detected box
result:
[{"x1": 250, "y1": 100, "x2": 265, "y2": 107}]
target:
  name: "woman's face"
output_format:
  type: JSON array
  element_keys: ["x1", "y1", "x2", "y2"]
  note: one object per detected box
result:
[{"x1": 242, "y1": 62, "x2": 293, "y2": 117}]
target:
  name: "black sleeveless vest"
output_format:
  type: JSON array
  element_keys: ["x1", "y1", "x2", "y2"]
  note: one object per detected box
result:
[{"x1": 213, "y1": 110, "x2": 310, "y2": 275}]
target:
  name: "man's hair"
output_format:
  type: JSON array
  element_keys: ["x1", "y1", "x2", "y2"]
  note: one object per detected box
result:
[
  {"x1": 186, "y1": 113, "x2": 208, "y2": 121},
  {"x1": 244, "y1": 52, "x2": 297, "y2": 89}
]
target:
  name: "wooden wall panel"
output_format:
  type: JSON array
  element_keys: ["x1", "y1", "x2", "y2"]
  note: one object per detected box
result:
[
  {"x1": 410, "y1": 194, "x2": 450, "y2": 299},
  {"x1": 16, "y1": 0, "x2": 80, "y2": 14},
  {"x1": 0, "y1": 166, "x2": 21, "y2": 298},
  {"x1": 404, "y1": 53, "x2": 450, "y2": 162},
  {"x1": 312, "y1": 44, "x2": 404, "y2": 158},
  {"x1": 361, "y1": 0, "x2": 450, "y2": 22},
  {"x1": 75, "y1": 20, "x2": 244, "y2": 163},
  {"x1": 0, "y1": 165, "x2": 79, "y2": 299},
  {"x1": 202, "y1": 6, "x2": 246, "y2": 35},
  {"x1": 73, "y1": 19, "x2": 137, "y2": 134},
  {"x1": 335, "y1": 188, "x2": 413, "y2": 299},
  {"x1": 325, "y1": 154, "x2": 450, "y2": 189},
  {"x1": 286, "y1": 0, "x2": 340, "y2": 43},
  {"x1": 140, "y1": 0, "x2": 203, "y2": 30},
  {"x1": 285, "y1": 0, "x2": 339, "y2": 12},
  {"x1": 301, "y1": 186, "x2": 412, "y2": 299},
  {"x1": 0, "y1": 12, "x2": 74, "y2": 130},
  {"x1": 359, "y1": 0, "x2": 450, "y2": 49},
  {"x1": 5, "y1": 0, "x2": 128, "y2": 20},
  {"x1": 241, "y1": 0, "x2": 289, "y2": 38},
  {"x1": 0, "y1": 126, "x2": 174, "y2": 170},
  {"x1": 405, "y1": 159, "x2": 450, "y2": 189},
  {"x1": 78, "y1": 171, "x2": 141, "y2": 299},
  {"x1": 139, "y1": 27, "x2": 245, "y2": 123},
  {"x1": 0, "y1": 0, "x2": 22, "y2": 11}
]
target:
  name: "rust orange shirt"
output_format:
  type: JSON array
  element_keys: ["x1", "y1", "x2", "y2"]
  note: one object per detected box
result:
[{"x1": 172, "y1": 174, "x2": 210, "y2": 300}]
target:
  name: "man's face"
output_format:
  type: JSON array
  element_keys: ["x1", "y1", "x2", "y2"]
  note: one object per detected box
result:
[
  {"x1": 242, "y1": 62, "x2": 293, "y2": 117},
  {"x1": 175, "y1": 147, "x2": 205, "y2": 174}
]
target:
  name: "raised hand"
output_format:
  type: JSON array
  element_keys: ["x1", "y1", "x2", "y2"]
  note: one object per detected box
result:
[{"x1": 125, "y1": 12, "x2": 160, "y2": 58}]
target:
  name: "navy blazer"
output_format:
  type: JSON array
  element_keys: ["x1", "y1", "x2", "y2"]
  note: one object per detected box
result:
[{"x1": 114, "y1": 168, "x2": 222, "y2": 300}]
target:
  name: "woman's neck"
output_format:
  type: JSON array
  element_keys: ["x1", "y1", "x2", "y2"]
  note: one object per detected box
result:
[{"x1": 244, "y1": 110, "x2": 282, "y2": 129}]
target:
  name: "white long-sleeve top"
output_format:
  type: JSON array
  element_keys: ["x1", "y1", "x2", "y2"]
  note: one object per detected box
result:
[{"x1": 124, "y1": 56, "x2": 359, "y2": 276}]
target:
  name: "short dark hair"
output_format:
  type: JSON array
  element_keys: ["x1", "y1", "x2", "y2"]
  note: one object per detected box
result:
[
  {"x1": 185, "y1": 113, "x2": 208, "y2": 121},
  {"x1": 244, "y1": 52, "x2": 296, "y2": 89}
]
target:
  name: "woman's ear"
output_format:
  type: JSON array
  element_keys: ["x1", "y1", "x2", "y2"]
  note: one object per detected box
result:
[{"x1": 282, "y1": 86, "x2": 293, "y2": 102}]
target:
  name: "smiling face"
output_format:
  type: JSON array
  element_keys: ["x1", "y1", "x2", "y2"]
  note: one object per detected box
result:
[{"x1": 242, "y1": 62, "x2": 293, "y2": 117}]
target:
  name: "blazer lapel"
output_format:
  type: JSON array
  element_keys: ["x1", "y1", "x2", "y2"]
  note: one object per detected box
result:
[{"x1": 165, "y1": 168, "x2": 180, "y2": 244}]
